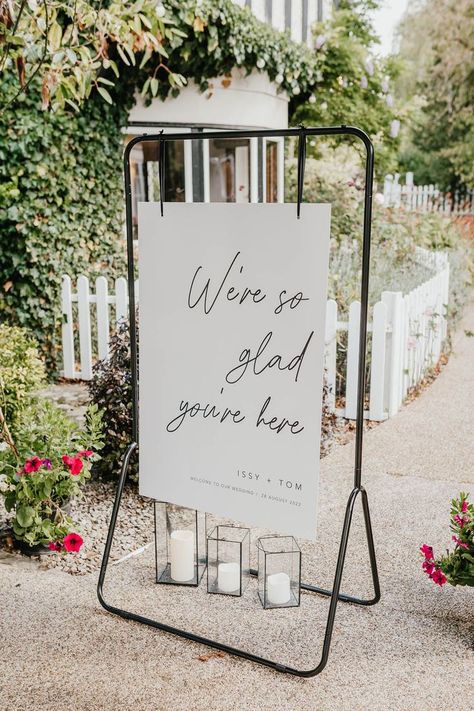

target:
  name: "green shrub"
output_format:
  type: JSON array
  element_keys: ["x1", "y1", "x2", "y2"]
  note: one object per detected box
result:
[
  {"x1": 0, "y1": 324, "x2": 45, "y2": 438},
  {"x1": 0, "y1": 400, "x2": 103, "y2": 547},
  {"x1": 88, "y1": 321, "x2": 136, "y2": 480},
  {"x1": 0, "y1": 74, "x2": 127, "y2": 373},
  {"x1": 286, "y1": 151, "x2": 474, "y2": 320}
]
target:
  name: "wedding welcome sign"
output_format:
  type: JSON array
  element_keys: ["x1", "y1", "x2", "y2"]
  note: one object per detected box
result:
[{"x1": 138, "y1": 203, "x2": 331, "y2": 539}]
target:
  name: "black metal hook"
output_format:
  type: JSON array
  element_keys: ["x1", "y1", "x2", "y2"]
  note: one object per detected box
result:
[
  {"x1": 297, "y1": 125, "x2": 306, "y2": 219},
  {"x1": 159, "y1": 130, "x2": 165, "y2": 217}
]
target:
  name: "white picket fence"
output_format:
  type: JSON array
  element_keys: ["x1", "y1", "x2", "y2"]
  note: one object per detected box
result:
[
  {"x1": 61, "y1": 254, "x2": 449, "y2": 421},
  {"x1": 384, "y1": 172, "x2": 474, "y2": 215},
  {"x1": 61, "y1": 274, "x2": 139, "y2": 380}
]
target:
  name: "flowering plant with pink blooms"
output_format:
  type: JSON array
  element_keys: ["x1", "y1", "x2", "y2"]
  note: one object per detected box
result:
[
  {"x1": 420, "y1": 493, "x2": 474, "y2": 587},
  {"x1": 0, "y1": 400, "x2": 103, "y2": 550}
]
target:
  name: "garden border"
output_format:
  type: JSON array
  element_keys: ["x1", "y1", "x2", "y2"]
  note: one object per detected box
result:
[{"x1": 97, "y1": 125, "x2": 381, "y2": 678}]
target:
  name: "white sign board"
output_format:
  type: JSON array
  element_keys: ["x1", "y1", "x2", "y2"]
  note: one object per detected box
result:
[{"x1": 138, "y1": 203, "x2": 331, "y2": 540}]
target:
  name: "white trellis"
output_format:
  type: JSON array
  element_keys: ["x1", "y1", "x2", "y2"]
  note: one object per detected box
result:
[{"x1": 61, "y1": 255, "x2": 449, "y2": 421}]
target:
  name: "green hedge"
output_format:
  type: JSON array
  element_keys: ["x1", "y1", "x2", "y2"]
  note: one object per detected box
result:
[
  {"x1": 0, "y1": 0, "x2": 398, "y2": 373},
  {"x1": 0, "y1": 324, "x2": 45, "y2": 439},
  {"x1": 0, "y1": 76, "x2": 127, "y2": 372}
]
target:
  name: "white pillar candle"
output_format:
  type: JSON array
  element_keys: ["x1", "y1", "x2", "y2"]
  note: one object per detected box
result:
[
  {"x1": 267, "y1": 572, "x2": 291, "y2": 605},
  {"x1": 217, "y1": 562, "x2": 241, "y2": 593},
  {"x1": 170, "y1": 530, "x2": 195, "y2": 582}
]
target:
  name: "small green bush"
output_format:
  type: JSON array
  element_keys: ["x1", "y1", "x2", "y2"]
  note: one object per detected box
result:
[
  {"x1": 286, "y1": 151, "x2": 474, "y2": 320},
  {"x1": 0, "y1": 324, "x2": 45, "y2": 439},
  {"x1": 88, "y1": 320, "x2": 136, "y2": 480}
]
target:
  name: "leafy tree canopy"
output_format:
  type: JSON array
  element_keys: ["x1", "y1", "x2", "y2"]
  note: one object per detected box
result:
[
  {"x1": 1, "y1": 0, "x2": 398, "y2": 160},
  {"x1": 395, "y1": 0, "x2": 474, "y2": 189}
]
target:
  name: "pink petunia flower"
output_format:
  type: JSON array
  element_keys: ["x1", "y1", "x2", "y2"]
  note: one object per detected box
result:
[
  {"x1": 422, "y1": 560, "x2": 435, "y2": 576},
  {"x1": 77, "y1": 449, "x2": 93, "y2": 458},
  {"x1": 48, "y1": 541, "x2": 63, "y2": 552},
  {"x1": 62, "y1": 455, "x2": 83, "y2": 475},
  {"x1": 452, "y1": 535, "x2": 469, "y2": 550},
  {"x1": 431, "y1": 568, "x2": 447, "y2": 586},
  {"x1": 420, "y1": 544, "x2": 434, "y2": 560},
  {"x1": 24, "y1": 456, "x2": 42, "y2": 473},
  {"x1": 63, "y1": 532, "x2": 84, "y2": 553}
]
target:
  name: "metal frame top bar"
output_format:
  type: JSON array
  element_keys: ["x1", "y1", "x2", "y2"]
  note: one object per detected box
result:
[{"x1": 124, "y1": 124, "x2": 373, "y2": 147}]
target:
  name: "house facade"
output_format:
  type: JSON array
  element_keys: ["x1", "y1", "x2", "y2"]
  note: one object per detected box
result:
[{"x1": 127, "y1": 1, "x2": 333, "y2": 216}]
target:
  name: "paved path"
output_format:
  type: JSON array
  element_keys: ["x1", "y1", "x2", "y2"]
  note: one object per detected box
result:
[{"x1": 1, "y1": 309, "x2": 474, "y2": 711}]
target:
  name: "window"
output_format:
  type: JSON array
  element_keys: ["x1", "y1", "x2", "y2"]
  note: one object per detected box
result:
[
  {"x1": 127, "y1": 136, "x2": 186, "y2": 234},
  {"x1": 209, "y1": 138, "x2": 250, "y2": 203},
  {"x1": 265, "y1": 140, "x2": 279, "y2": 203}
]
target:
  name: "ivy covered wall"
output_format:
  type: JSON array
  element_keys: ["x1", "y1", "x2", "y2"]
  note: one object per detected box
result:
[
  {"x1": 0, "y1": 0, "x2": 398, "y2": 373},
  {"x1": 0, "y1": 76, "x2": 128, "y2": 371}
]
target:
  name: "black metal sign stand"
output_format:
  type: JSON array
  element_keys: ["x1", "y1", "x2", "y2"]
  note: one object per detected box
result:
[{"x1": 97, "y1": 126, "x2": 380, "y2": 678}]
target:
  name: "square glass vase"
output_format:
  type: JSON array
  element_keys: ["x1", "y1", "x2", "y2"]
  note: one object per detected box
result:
[
  {"x1": 207, "y1": 525, "x2": 250, "y2": 597},
  {"x1": 154, "y1": 502, "x2": 206, "y2": 586},
  {"x1": 257, "y1": 535, "x2": 301, "y2": 609}
]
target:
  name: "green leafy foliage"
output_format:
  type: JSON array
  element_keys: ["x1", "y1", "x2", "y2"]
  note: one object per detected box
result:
[
  {"x1": 0, "y1": 400, "x2": 104, "y2": 546},
  {"x1": 426, "y1": 493, "x2": 474, "y2": 587},
  {"x1": 0, "y1": 0, "x2": 185, "y2": 111},
  {"x1": 2, "y1": 0, "x2": 398, "y2": 153},
  {"x1": 293, "y1": 0, "x2": 400, "y2": 173},
  {"x1": 0, "y1": 324, "x2": 45, "y2": 438},
  {"x1": 395, "y1": 0, "x2": 474, "y2": 189},
  {"x1": 0, "y1": 0, "x2": 399, "y2": 372},
  {"x1": 88, "y1": 320, "x2": 136, "y2": 480},
  {"x1": 286, "y1": 148, "x2": 473, "y2": 320},
  {"x1": 0, "y1": 73, "x2": 127, "y2": 371}
]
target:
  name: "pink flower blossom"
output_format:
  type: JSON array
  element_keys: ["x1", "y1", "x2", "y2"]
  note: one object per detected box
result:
[
  {"x1": 41, "y1": 458, "x2": 52, "y2": 470},
  {"x1": 24, "y1": 456, "x2": 42, "y2": 473},
  {"x1": 454, "y1": 514, "x2": 466, "y2": 528},
  {"x1": 420, "y1": 544, "x2": 434, "y2": 560},
  {"x1": 431, "y1": 568, "x2": 447, "y2": 586},
  {"x1": 48, "y1": 541, "x2": 63, "y2": 552},
  {"x1": 77, "y1": 449, "x2": 93, "y2": 458},
  {"x1": 422, "y1": 560, "x2": 435, "y2": 576},
  {"x1": 452, "y1": 535, "x2": 469, "y2": 550},
  {"x1": 63, "y1": 532, "x2": 83, "y2": 553},
  {"x1": 461, "y1": 500, "x2": 468, "y2": 514},
  {"x1": 62, "y1": 455, "x2": 83, "y2": 475}
]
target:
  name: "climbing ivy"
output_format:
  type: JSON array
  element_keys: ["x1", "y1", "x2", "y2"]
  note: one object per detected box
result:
[
  {"x1": 0, "y1": 0, "x2": 398, "y2": 373},
  {"x1": 0, "y1": 74, "x2": 127, "y2": 372}
]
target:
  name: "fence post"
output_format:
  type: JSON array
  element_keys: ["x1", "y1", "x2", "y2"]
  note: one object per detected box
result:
[
  {"x1": 369, "y1": 300, "x2": 387, "y2": 421},
  {"x1": 115, "y1": 276, "x2": 128, "y2": 325},
  {"x1": 77, "y1": 275, "x2": 93, "y2": 380},
  {"x1": 61, "y1": 275, "x2": 75, "y2": 379},
  {"x1": 96, "y1": 276, "x2": 110, "y2": 362},
  {"x1": 324, "y1": 299, "x2": 338, "y2": 411},
  {"x1": 382, "y1": 291, "x2": 404, "y2": 417},
  {"x1": 383, "y1": 174, "x2": 393, "y2": 206},
  {"x1": 345, "y1": 301, "x2": 361, "y2": 420}
]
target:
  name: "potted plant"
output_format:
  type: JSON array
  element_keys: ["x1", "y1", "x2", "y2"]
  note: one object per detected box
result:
[
  {"x1": 420, "y1": 493, "x2": 474, "y2": 587},
  {"x1": 0, "y1": 399, "x2": 103, "y2": 555}
]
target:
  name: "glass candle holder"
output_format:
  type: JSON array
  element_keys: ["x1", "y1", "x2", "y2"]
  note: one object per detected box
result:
[
  {"x1": 257, "y1": 536, "x2": 301, "y2": 609},
  {"x1": 207, "y1": 525, "x2": 250, "y2": 596},
  {"x1": 154, "y1": 502, "x2": 206, "y2": 586}
]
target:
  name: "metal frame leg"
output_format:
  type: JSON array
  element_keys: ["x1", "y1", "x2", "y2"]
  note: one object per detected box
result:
[{"x1": 97, "y1": 443, "x2": 380, "y2": 678}]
